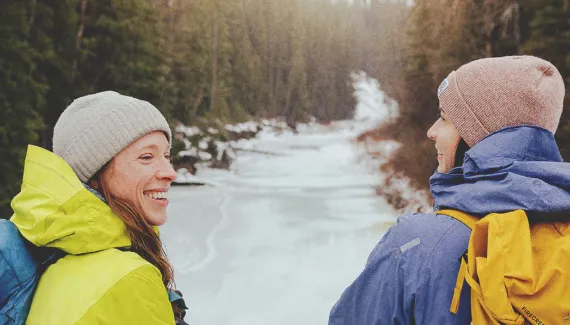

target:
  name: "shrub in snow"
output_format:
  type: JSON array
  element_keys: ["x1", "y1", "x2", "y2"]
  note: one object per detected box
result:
[
  {"x1": 172, "y1": 119, "x2": 291, "y2": 174},
  {"x1": 354, "y1": 137, "x2": 431, "y2": 214},
  {"x1": 375, "y1": 176, "x2": 432, "y2": 214}
]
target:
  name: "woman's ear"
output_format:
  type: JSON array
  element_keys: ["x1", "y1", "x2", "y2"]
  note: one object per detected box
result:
[
  {"x1": 88, "y1": 162, "x2": 110, "y2": 193},
  {"x1": 88, "y1": 178, "x2": 100, "y2": 191}
]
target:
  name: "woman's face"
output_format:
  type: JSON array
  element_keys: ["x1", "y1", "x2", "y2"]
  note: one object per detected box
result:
[
  {"x1": 96, "y1": 131, "x2": 177, "y2": 226},
  {"x1": 427, "y1": 109, "x2": 462, "y2": 173}
]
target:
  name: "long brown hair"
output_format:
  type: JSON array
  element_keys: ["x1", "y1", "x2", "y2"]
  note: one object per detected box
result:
[{"x1": 95, "y1": 171, "x2": 182, "y2": 318}]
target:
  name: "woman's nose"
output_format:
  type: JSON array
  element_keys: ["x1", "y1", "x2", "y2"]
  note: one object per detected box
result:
[
  {"x1": 157, "y1": 158, "x2": 177, "y2": 182},
  {"x1": 427, "y1": 121, "x2": 439, "y2": 141}
]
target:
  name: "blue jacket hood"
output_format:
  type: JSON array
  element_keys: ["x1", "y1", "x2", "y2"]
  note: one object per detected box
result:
[{"x1": 430, "y1": 126, "x2": 570, "y2": 215}]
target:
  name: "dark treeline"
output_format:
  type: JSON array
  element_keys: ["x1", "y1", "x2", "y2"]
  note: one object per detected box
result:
[
  {"x1": 371, "y1": 0, "x2": 570, "y2": 205},
  {"x1": 0, "y1": 0, "x2": 409, "y2": 217}
]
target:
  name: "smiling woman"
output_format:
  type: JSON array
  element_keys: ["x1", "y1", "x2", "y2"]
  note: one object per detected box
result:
[
  {"x1": 426, "y1": 109, "x2": 462, "y2": 173},
  {"x1": 9, "y1": 91, "x2": 186, "y2": 325},
  {"x1": 91, "y1": 131, "x2": 176, "y2": 226},
  {"x1": 330, "y1": 55, "x2": 570, "y2": 325}
]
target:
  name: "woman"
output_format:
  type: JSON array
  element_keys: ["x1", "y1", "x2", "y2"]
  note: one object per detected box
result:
[
  {"x1": 10, "y1": 91, "x2": 186, "y2": 324},
  {"x1": 329, "y1": 55, "x2": 570, "y2": 324}
]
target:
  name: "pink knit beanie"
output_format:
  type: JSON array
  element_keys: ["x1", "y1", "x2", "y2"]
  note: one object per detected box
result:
[{"x1": 437, "y1": 56, "x2": 565, "y2": 147}]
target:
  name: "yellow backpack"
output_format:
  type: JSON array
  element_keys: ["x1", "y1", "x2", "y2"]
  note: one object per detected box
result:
[{"x1": 437, "y1": 209, "x2": 570, "y2": 325}]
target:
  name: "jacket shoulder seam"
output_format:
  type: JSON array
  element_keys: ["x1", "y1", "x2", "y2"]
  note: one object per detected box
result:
[
  {"x1": 75, "y1": 263, "x2": 162, "y2": 324},
  {"x1": 414, "y1": 216, "x2": 465, "y2": 314}
]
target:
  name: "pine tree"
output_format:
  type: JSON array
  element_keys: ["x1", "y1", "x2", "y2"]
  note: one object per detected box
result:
[
  {"x1": 521, "y1": 0, "x2": 570, "y2": 159},
  {"x1": 74, "y1": 0, "x2": 169, "y2": 114},
  {"x1": 0, "y1": 2, "x2": 45, "y2": 217},
  {"x1": 32, "y1": 0, "x2": 79, "y2": 150}
]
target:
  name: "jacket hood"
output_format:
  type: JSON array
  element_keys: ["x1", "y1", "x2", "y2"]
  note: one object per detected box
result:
[
  {"x1": 10, "y1": 145, "x2": 131, "y2": 254},
  {"x1": 430, "y1": 126, "x2": 570, "y2": 216}
]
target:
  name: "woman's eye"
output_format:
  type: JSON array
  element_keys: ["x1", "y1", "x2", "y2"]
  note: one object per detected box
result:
[
  {"x1": 139, "y1": 154, "x2": 153, "y2": 160},
  {"x1": 165, "y1": 154, "x2": 172, "y2": 162}
]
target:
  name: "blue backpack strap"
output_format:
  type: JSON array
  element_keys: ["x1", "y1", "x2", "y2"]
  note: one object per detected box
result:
[{"x1": 31, "y1": 246, "x2": 67, "y2": 272}]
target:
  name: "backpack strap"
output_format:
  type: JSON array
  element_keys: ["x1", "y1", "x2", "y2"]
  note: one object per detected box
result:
[
  {"x1": 437, "y1": 209, "x2": 478, "y2": 229},
  {"x1": 436, "y1": 209, "x2": 478, "y2": 314},
  {"x1": 168, "y1": 289, "x2": 189, "y2": 324},
  {"x1": 449, "y1": 256, "x2": 467, "y2": 313}
]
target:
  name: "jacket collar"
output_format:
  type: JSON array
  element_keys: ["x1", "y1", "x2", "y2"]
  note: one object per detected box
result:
[{"x1": 430, "y1": 126, "x2": 570, "y2": 216}]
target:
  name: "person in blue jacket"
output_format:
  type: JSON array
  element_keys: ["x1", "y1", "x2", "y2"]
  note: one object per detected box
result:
[{"x1": 329, "y1": 55, "x2": 570, "y2": 324}]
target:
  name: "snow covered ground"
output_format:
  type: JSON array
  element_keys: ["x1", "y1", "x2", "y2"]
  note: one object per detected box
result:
[{"x1": 160, "y1": 72, "x2": 425, "y2": 325}]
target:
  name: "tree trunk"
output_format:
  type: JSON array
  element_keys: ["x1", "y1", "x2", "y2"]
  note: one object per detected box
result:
[
  {"x1": 76, "y1": 0, "x2": 88, "y2": 49},
  {"x1": 29, "y1": 0, "x2": 37, "y2": 25},
  {"x1": 210, "y1": 0, "x2": 219, "y2": 115}
]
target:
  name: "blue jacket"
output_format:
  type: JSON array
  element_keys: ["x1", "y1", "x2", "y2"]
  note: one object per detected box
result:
[{"x1": 329, "y1": 126, "x2": 570, "y2": 325}]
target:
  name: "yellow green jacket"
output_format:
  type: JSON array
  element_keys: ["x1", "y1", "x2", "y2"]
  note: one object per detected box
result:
[{"x1": 10, "y1": 145, "x2": 175, "y2": 325}]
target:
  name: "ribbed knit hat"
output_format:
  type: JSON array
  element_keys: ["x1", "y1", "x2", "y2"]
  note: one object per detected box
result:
[
  {"x1": 53, "y1": 91, "x2": 172, "y2": 183},
  {"x1": 437, "y1": 55, "x2": 565, "y2": 147}
]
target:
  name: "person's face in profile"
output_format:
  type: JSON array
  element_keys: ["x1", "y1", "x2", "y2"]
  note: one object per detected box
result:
[
  {"x1": 427, "y1": 109, "x2": 461, "y2": 173},
  {"x1": 98, "y1": 131, "x2": 177, "y2": 226}
]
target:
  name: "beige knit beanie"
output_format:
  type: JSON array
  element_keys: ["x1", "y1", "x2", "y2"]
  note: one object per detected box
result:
[
  {"x1": 53, "y1": 91, "x2": 171, "y2": 183},
  {"x1": 437, "y1": 55, "x2": 565, "y2": 147}
]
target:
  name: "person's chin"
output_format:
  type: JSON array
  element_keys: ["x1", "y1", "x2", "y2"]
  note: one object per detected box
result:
[
  {"x1": 437, "y1": 164, "x2": 451, "y2": 173},
  {"x1": 145, "y1": 212, "x2": 168, "y2": 226}
]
